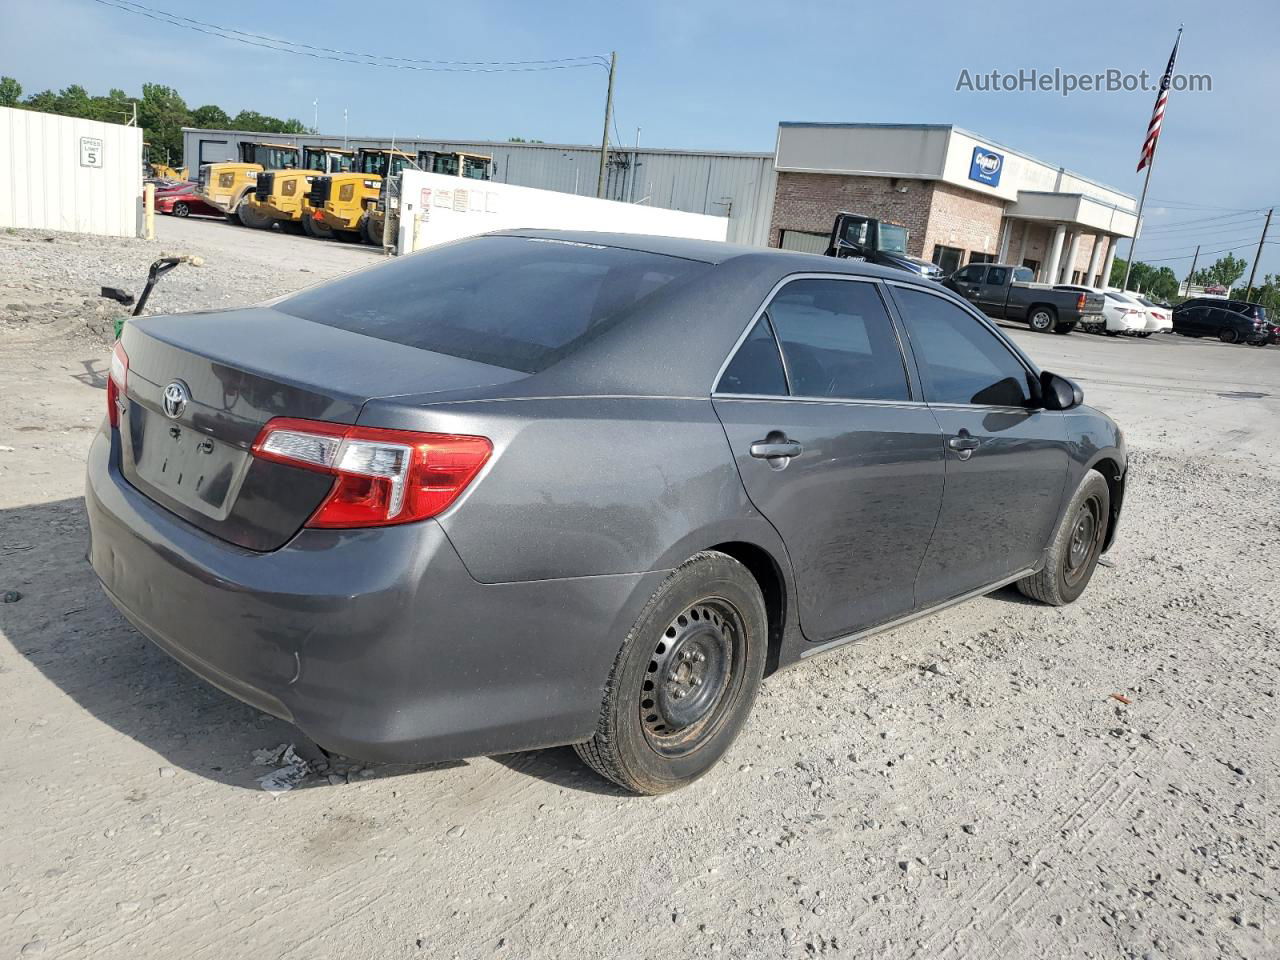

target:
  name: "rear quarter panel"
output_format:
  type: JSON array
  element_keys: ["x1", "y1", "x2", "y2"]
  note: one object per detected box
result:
[{"x1": 357, "y1": 395, "x2": 789, "y2": 585}]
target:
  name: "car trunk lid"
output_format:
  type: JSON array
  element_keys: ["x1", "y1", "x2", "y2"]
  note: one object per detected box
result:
[{"x1": 117, "y1": 307, "x2": 524, "y2": 550}]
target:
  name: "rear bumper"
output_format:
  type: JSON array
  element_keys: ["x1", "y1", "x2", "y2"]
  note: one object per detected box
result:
[{"x1": 86, "y1": 427, "x2": 665, "y2": 763}]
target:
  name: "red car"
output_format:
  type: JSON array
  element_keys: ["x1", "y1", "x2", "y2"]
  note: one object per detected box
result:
[{"x1": 154, "y1": 183, "x2": 222, "y2": 219}]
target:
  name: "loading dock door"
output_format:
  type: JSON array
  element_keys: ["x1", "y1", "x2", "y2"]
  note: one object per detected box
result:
[
  {"x1": 779, "y1": 229, "x2": 827, "y2": 254},
  {"x1": 198, "y1": 139, "x2": 232, "y2": 165}
]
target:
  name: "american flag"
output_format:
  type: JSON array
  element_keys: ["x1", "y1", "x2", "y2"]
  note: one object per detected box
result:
[{"x1": 1137, "y1": 29, "x2": 1182, "y2": 172}]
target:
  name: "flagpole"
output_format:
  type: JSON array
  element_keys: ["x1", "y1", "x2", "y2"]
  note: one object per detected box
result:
[
  {"x1": 1122, "y1": 161, "x2": 1156, "y2": 291},
  {"x1": 1122, "y1": 24, "x2": 1182, "y2": 292}
]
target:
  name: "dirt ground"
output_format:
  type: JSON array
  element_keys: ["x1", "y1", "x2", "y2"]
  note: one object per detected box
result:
[{"x1": 1, "y1": 219, "x2": 1277, "y2": 960}]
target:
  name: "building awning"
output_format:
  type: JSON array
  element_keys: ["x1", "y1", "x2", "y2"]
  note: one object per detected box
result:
[{"x1": 1006, "y1": 191, "x2": 1137, "y2": 238}]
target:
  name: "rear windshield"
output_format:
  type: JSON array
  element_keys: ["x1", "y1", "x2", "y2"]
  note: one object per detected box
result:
[{"x1": 276, "y1": 236, "x2": 710, "y2": 373}]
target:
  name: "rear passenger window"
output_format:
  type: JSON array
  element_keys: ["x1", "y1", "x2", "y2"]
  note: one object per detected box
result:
[
  {"x1": 893, "y1": 287, "x2": 1034, "y2": 407},
  {"x1": 766, "y1": 279, "x2": 910, "y2": 401},
  {"x1": 986, "y1": 267, "x2": 1008, "y2": 286},
  {"x1": 717, "y1": 317, "x2": 787, "y2": 396}
]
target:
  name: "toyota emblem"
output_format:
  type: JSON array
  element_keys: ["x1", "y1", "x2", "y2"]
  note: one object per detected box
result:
[{"x1": 162, "y1": 380, "x2": 190, "y2": 419}]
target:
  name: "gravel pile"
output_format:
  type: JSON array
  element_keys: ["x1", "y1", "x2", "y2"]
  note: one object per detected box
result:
[{"x1": 0, "y1": 223, "x2": 363, "y2": 344}]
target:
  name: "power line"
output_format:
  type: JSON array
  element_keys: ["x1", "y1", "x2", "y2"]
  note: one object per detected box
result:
[
  {"x1": 1139, "y1": 241, "x2": 1259, "y2": 264},
  {"x1": 1138, "y1": 235, "x2": 1260, "y2": 257},
  {"x1": 1141, "y1": 210, "x2": 1263, "y2": 233},
  {"x1": 1146, "y1": 197, "x2": 1271, "y2": 212},
  {"x1": 89, "y1": 0, "x2": 611, "y2": 72}
]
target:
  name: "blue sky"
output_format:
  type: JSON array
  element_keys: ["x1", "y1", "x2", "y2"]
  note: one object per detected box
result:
[{"x1": 8, "y1": 0, "x2": 1279, "y2": 280}]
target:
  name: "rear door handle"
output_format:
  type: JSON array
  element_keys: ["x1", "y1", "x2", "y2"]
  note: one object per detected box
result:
[
  {"x1": 948, "y1": 432, "x2": 981, "y2": 460},
  {"x1": 750, "y1": 440, "x2": 803, "y2": 460}
]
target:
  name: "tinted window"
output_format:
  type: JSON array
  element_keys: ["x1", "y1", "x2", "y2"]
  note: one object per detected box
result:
[
  {"x1": 987, "y1": 267, "x2": 1009, "y2": 286},
  {"x1": 717, "y1": 317, "x2": 787, "y2": 396},
  {"x1": 953, "y1": 265, "x2": 984, "y2": 283},
  {"x1": 766, "y1": 279, "x2": 909, "y2": 401},
  {"x1": 1012, "y1": 267, "x2": 1034, "y2": 282},
  {"x1": 277, "y1": 236, "x2": 709, "y2": 373},
  {"x1": 894, "y1": 288, "x2": 1033, "y2": 407}
]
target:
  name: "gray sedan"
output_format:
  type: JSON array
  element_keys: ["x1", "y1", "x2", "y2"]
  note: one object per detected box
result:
[{"x1": 86, "y1": 231, "x2": 1126, "y2": 794}]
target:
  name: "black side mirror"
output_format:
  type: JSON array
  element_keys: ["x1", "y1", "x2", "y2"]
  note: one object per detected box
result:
[{"x1": 1038, "y1": 371, "x2": 1084, "y2": 410}]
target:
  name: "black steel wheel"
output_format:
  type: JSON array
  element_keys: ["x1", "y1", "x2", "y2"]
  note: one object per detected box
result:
[
  {"x1": 575, "y1": 551, "x2": 767, "y2": 794},
  {"x1": 1017, "y1": 470, "x2": 1110, "y2": 606},
  {"x1": 640, "y1": 599, "x2": 745, "y2": 757},
  {"x1": 171, "y1": 201, "x2": 190, "y2": 218}
]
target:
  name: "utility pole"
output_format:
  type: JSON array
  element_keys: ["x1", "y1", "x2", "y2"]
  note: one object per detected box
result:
[
  {"x1": 1184, "y1": 244, "x2": 1200, "y2": 296},
  {"x1": 313, "y1": 99, "x2": 319, "y2": 135},
  {"x1": 1244, "y1": 208, "x2": 1273, "y2": 302},
  {"x1": 596, "y1": 51, "x2": 617, "y2": 199},
  {"x1": 343, "y1": 108, "x2": 348, "y2": 148}
]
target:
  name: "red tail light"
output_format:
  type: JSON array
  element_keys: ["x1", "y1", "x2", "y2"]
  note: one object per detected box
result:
[
  {"x1": 251, "y1": 418, "x2": 492, "y2": 528},
  {"x1": 1077, "y1": 293, "x2": 1087, "y2": 311},
  {"x1": 107, "y1": 340, "x2": 128, "y2": 428}
]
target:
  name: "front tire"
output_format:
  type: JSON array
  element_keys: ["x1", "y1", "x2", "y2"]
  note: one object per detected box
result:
[
  {"x1": 1017, "y1": 470, "x2": 1110, "y2": 606},
  {"x1": 574, "y1": 551, "x2": 767, "y2": 795},
  {"x1": 235, "y1": 202, "x2": 271, "y2": 229},
  {"x1": 1028, "y1": 307, "x2": 1056, "y2": 333}
]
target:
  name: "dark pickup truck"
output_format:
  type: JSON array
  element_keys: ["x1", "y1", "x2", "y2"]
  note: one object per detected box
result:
[{"x1": 945, "y1": 262, "x2": 1105, "y2": 334}]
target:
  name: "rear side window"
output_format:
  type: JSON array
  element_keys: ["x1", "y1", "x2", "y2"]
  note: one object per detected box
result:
[
  {"x1": 766, "y1": 279, "x2": 910, "y2": 401},
  {"x1": 986, "y1": 267, "x2": 1009, "y2": 286},
  {"x1": 276, "y1": 236, "x2": 709, "y2": 373},
  {"x1": 894, "y1": 287, "x2": 1033, "y2": 407},
  {"x1": 717, "y1": 317, "x2": 787, "y2": 396}
]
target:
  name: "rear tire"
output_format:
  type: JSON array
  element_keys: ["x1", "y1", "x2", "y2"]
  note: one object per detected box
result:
[
  {"x1": 1028, "y1": 307, "x2": 1056, "y2": 333},
  {"x1": 1218, "y1": 328, "x2": 1239, "y2": 344},
  {"x1": 1016, "y1": 470, "x2": 1110, "y2": 607},
  {"x1": 172, "y1": 201, "x2": 190, "y2": 218},
  {"x1": 574, "y1": 551, "x2": 767, "y2": 795}
]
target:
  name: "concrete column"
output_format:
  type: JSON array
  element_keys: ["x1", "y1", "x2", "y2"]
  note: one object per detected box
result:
[
  {"x1": 1100, "y1": 237, "x2": 1118, "y2": 289},
  {"x1": 1084, "y1": 233, "x2": 1106, "y2": 287},
  {"x1": 1059, "y1": 230, "x2": 1082, "y2": 284},
  {"x1": 998, "y1": 219, "x2": 1012, "y2": 262},
  {"x1": 1016, "y1": 222, "x2": 1030, "y2": 268},
  {"x1": 1043, "y1": 223, "x2": 1067, "y2": 284}
]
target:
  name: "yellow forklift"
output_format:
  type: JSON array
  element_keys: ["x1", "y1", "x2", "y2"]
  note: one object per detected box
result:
[
  {"x1": 362, "y1": 150, "x2": 493, "y2": 247},
  {"x1": 244, "y1": 146, "x2": 355, "y2": 233},
  {"x1": 305, "y1": 147, "x2": 414, "y2": 242},
  {"x1": 197, "y1": 141, "x2": 300, "y2": 227}
]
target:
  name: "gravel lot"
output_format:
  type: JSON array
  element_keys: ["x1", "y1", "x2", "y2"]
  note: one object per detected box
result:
[{"x1": 1, "y1": 220, "x2": 1277, "y2": 960}]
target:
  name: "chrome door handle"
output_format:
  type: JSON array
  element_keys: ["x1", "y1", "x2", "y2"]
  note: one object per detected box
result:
[
  {"x1": 750, "y1": 440, "x2": 803, "y2": 460},
  {"x1": 948, "y1": 432, "x2": 980, "y2": 460}
]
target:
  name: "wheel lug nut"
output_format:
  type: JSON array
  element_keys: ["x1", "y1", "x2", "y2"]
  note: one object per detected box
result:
[
  {"x1": 667, "y1": 672, "x2": 679, "y2": 682},
  {"x1": 694, "y1": 652, "x2": 706, "y2": 662},
  {"x1": 691, "y1": 677, "x2": 702, "y2": 687}
]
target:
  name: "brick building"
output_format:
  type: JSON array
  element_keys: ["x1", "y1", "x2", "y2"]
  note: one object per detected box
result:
[{"x1": 769, "y1": 122, "x2": 1137, "y2": 286}]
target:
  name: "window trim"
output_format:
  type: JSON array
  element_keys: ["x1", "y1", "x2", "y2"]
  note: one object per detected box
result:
[
  {"x1": 883, "y1": 278, "x2": 1044, "y2": 413},
  {"x1": 711, "y1": 273, "x2": 920, "y2": 405}
]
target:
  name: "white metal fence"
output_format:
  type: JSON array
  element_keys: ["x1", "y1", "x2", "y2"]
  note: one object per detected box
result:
[{"x1": 0, "y1": 107, "x2": 143, "y2": 238}]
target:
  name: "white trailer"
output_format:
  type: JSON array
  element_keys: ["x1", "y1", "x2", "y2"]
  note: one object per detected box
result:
[{"x1": 394, "y1": 169, "x2": 728, "y2": 255}]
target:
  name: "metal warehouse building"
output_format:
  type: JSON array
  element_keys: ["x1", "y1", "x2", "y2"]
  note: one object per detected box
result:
[{"x1": 181, "y1": 129, "x2": 777, "y2": 245}]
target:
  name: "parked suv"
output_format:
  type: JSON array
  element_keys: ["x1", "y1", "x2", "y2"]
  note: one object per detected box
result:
[{"x1": 1172, "y1": 298, "x2": 1272, "y2": 344}]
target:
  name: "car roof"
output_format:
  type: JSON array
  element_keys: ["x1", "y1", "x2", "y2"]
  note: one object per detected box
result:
[{"x1": 488, "y1": 228, "x2": 936, "y2": 284}]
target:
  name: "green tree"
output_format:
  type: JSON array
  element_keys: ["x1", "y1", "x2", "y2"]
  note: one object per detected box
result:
[
  {"x1": 1190, "y1": 254, "x2": 1248, "y2": 288},
  {"x1": 0, "y1": 76, "x2": 22, "y2": 107},
  {"x1": 136, "y1": 82, "x2": 190, "y2": 163},
  {"x1": 54, "y1": 84, "x2": 93, "y2": 118},
  {"x1": 190, "y1": 103, "x2": 230, "y2": 128},
  {"x1": 90, "y1": 88, "x2": 135, "y2": 125},
  {"x1": 22, "y1": 89, "x2": 59, "y2": 112},
  {"x1": 1108, "y1": 259, "x2": 1179, "y2": 300},
  {"x1": 1232, "y1": 274, "x2": 1280, "y2": 313}
]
